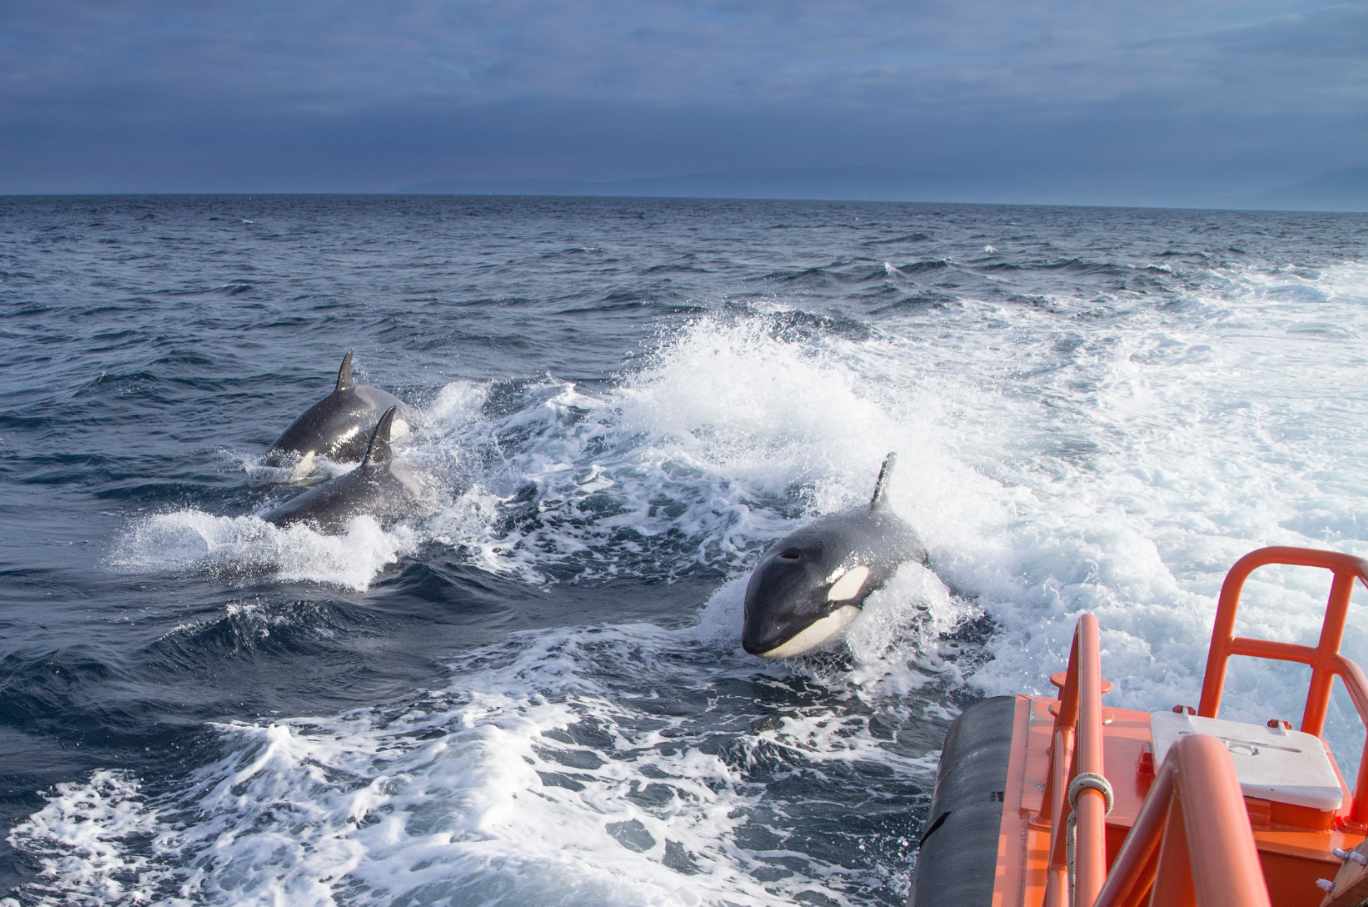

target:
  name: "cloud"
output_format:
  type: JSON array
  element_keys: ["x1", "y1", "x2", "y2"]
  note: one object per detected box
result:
[{"x1": 1, "y1": 0, "x2": 1363, "y2": 202}]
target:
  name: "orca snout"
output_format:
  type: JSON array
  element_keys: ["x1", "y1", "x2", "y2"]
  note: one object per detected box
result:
[
  {"x1": 741, "y1": 585, "x2": 859, "y2": 658},
  {"x1": 742, "y1": 546, "x2": 853, "y2": 657}
]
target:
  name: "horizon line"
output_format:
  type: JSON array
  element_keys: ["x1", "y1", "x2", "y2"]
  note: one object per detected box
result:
[{"x1": 0, "y1": 189, "x2": 1364, "y2": 217}]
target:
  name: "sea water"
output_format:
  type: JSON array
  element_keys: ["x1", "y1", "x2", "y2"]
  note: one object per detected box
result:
[{"x1": 0, "y1": 195, "x2": 1365, "y2": 905}]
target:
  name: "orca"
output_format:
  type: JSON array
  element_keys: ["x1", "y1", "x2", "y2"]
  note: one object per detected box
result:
[
  {"x1": 267, "y1": 352, "x2": 409, "y2": 468},
  {"x1": 741, "y1": 453, "x2": 928, "y2": 658},
  {"x1": 263, "y1": 407, "x2": 419, "y2": 532}
]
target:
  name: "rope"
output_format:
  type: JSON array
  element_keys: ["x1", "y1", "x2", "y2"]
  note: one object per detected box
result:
[
  {"x1": 1069, "y1": 771, "x2": 1115, "y2": 815},
  {"x1": 1066, "y1": 772, "x2": 1115, "y2": 907}
]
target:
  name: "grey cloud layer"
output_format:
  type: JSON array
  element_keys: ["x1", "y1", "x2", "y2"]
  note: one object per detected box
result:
[{"x1": 3, "y1": 1, "x2": 1364, "y2": 203}]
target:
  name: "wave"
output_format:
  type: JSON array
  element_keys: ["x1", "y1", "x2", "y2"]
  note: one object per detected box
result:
[
  {"x1": 9, "y1": 567, "x2": 980, "y2": 906},
  {"x1": 89, "y1": 252, "x2": 1368, "y2": 763},
  {"x1": 110, "y1": 510, "x2": 421, "y2": 591},
  {"x1": 865, "y1": 232, "x2": 932, "y2": 246},
  {"x1": 7, "y1": 198, "x2": 1368, "y2": 905},
  {"x1": 110, "y1": 311, "x2": 953, "y2": 591},
  {"x1": 883, "y1": 259, "x2": 950, "y2": 275},
  {"x1": 145, "y1": 597, "x2": 385, "y2": 664}
]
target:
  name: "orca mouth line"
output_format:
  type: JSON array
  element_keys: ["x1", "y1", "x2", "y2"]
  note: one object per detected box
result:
[{"x1": 756, "y1": 606, "x2": 861, "y2": 659}]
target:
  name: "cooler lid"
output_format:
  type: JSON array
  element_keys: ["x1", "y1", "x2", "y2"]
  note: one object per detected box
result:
[{"x1": 1150, "y1": 711, "x2": 1344, "y2": 812}]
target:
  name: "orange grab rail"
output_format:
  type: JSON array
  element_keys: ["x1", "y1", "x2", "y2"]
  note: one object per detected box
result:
[
  {"x1": 1041, "y1": 613, "x2": 1108, "y2": 907},
  {"x1": 1093, "y1": 733, "x2": 1272, "y2": 907},
  {"x1": 1197, "y1": 546, "x2": 1368, "y2": 822}
]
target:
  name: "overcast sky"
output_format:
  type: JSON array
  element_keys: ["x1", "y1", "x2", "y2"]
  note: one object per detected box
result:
[{"x1": 3, "y1": 1, "x2": 1366, "y2": 206}]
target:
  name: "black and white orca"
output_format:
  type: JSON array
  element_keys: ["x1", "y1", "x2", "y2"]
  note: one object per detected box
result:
[
  {"x1": 267, "y1": 351, "x2": 409, "y2": 469},
  {"x1": 741, "y1": 453, "x2": 928, "y2": 658},
  {"x1": 263, "y1": 407, "x2": 419, "y2": 532}
]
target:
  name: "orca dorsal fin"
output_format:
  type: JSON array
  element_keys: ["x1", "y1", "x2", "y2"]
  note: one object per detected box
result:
[
  {"x1": 870, "y1": 452, "x2": 897, "y2": 511},
  {"x1": 361, "y1": 407, "x2": 397, "y2": 466},
  {"x1": 335, "y1": 351, "x2": 354, "y2": 393}
]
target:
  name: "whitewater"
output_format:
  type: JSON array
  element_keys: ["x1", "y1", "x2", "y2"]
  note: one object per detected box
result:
[{"x1": 0, "y1": 195, "x2": 1364, "y2": 905}]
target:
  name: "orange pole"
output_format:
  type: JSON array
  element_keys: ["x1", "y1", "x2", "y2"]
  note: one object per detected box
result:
[
  {"x1": 1194, "y1": 546, "x2": 1368, "y2": 830},
  {"x1": 1095, "y1": 735, "x2": 1271, "y2": 907},
  {"x1": 1074, "y1": 615, "x2": 1108, "y2": 906},
  {"x1": 1094, "y1": 767, "x2": 1170, "y2": 907},
  {"x1": 1229, "y1": 637, "x2": 1317, "y2": 663},
  {"x1": 1304, "y1": 569, "x2": 1358, "y2": 735},
  {"x1": 1197, "y1": 548, "x2": 1263, "y2": 718},
  {"x1": 1331, "y1": 654, "x2": 1368, "y2": 823},
  {"x1": 1041, "y1": 627, "x2": 1083, "y2": 823},
  {"x1": 1175, "y1": 736, "x2": 1270, "y2": 905},
  {"x1": 1148, "y1": 792, "x2": 1195, "y2": 907},
  {"x1": 1198, "y1": 546, "x2": 1368, "y2": 724},
  {"x1": 1043, "y1": 731, "x2": 1073, "y2": 907},
  {"x1": 1047, "y1": 725, "x2": 1074, "y2": 824},
  {"x1": 1043, "y1": 615, "x2": 1108, "y2": 907}
]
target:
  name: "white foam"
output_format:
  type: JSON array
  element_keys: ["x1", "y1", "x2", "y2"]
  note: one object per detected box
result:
[
  {"x1": 110, "y1": 510, "x2": 418, "y2": 591},
  {"x1": 120, "y1": 385, "x2": 477, "y2": 590},
  {"x1": 124, "y1": 314, "x2": 983, "y2": 591},
  {"x1": 881, "y1": 257, "x2": 1368, "y2": 768},
  {"x1": 563, "y1": 262, "x2": 1367, "y2": 775},
  {"x1": 409, "y1": 321, "x2": 942, "y2": 584},
  {"x1": 126, "y1": 272, "x2": 1368, "y2": 722},
  {"x1": 68, "y1": 255, "x2": 1368, "y2": 902},
  {"x1": 5, "y1": 770, "x2": 174, "y2": 906},
  {"x1": 12, "y1": 615, "x2": 941, "y2": 905}
]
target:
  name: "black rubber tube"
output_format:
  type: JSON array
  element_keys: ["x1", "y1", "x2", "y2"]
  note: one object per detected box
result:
[{"x1": 908, "y1": 695, "x2": 1017, "y2": 907}]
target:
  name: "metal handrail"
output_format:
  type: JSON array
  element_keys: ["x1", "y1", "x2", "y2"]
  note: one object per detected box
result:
[
  {"x1": 1093, "y1": 734, "x2": 1272, "y2": 907},
  {"x1": 1034, "y1": 548, "x2": 1364, "y2": 906},
  {"x1": 1197, "y1": 546, "x2": 1368, "y2": 822},
  {"x1": 1041, "y1": 613, "x2": 1109, "y2": 907}
]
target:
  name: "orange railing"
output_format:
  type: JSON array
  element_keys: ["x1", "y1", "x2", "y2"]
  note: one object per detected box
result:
[
  {"x1": 1039, "y1": 546, "x2": 1367, "y2": 906},
  {"x1": 1197, "y1": 546, "x2": 1368, "y2": 823},
  {"x1": 1093, "y1": 734, "x2": 1272, "y2": 907},
  {"x1": 1041, "y1": 613, "x2": 1273, "y2": 907},
  {"x1": 1041, "y1": 613, "x2": 1109, "y2": 907}
]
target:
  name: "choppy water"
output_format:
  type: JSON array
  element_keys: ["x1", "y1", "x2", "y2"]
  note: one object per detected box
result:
[{"x1": 1, "y1": 195, "x2": 1365, "y2": 905}]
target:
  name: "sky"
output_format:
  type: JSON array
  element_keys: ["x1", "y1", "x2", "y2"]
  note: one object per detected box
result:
[{"x1": 3, "y1": 1, "x2": 1367, "y2": 208}]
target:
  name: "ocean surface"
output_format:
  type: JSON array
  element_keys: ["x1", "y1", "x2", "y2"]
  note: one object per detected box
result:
[{"x1": 0, "y1": 195, "x2": 1365, "y2": 906}]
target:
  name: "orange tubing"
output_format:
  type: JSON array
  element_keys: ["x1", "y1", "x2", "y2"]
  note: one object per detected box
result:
[
  {"x1": 1094, "y1": 734, "x2": 1271, "y2": 907},
  {"x1": 1042, "y1": 614, "x2": 1108, "y2": 907},
  {"x1": 1197, "y1": 546, "x2": 1368, "y2": 822}
]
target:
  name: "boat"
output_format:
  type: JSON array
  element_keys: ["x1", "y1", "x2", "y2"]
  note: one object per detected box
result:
[{"x1": 909, "y1": 546, "x2": 1368, "y2": 906}]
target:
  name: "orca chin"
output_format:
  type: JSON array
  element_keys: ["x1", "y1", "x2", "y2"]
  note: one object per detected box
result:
[{"x1": 748, "y1": 606, "x2": 862, "y2": 659}]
